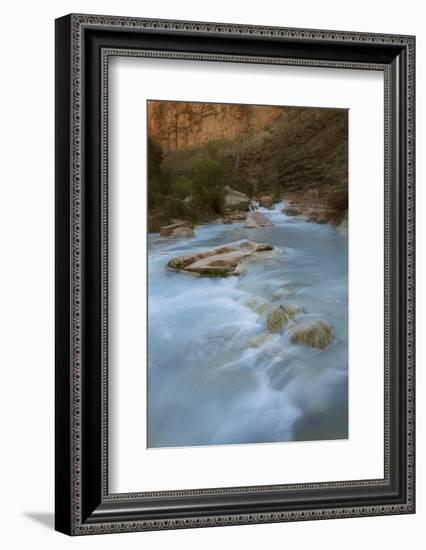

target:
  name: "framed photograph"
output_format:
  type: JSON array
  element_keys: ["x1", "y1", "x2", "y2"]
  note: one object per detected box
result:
[{"x1": 55, "y1": 14, "x2": 415, "y2": 535}]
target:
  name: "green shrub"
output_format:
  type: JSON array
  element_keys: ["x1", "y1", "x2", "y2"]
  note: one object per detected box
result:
[
  {"x1": 205, "y1": 139, "x2": 225, "y2": 159},
  {"x1": 164, "y1": 195, "x2": 187, "y2": 221},
  {"x1": 171, "y1": 175, "x2": 194, "y2": 200},
  {"x1": 147, "y1": 137, "x2": 231, "y2": 228},
  {"x1": 192, "y1": 152, "x2": 228, "y2": 215}
]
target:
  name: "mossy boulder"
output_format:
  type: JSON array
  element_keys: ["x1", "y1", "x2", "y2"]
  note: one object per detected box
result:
[
  {"x1": 267, "y1": 304, "x2": 303, "y2": 333},
  {"x1": 289, "y1": 320, "x2": 334, "y2": 350}
]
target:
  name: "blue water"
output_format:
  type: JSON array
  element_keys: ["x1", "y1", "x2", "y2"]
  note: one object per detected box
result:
[{"x1": 147, "y1": 204, "x2": 348, "y2": 448}]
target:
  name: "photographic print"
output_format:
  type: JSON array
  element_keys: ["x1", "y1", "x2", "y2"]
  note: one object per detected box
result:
[{"x1": 147, "y1": 100, "x2": 348, "y2": 448}]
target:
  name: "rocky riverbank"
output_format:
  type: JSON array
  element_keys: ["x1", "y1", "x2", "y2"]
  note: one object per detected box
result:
[{"x1": 282, "y1": 188, "x2": 347, "y2": 226}]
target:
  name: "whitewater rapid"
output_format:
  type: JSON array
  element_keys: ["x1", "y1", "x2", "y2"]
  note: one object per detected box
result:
[{"x1": 147, "y1": 203, "x2": 348, "y2": 448}]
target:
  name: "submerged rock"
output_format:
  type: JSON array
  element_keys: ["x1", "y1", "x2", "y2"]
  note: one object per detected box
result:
[
  {"x1": 248, "y1": 333, "x2": 277, "y2": 348},
  {"x1": 224, "y1": 185, "x2": 250, "y2": 211},
  {"x1": 167, "y1": 239, "x2": 273, "y2": 277},
  {"x1": 245, "y1": 211, "x2": 274, "y2": 228},
  {"x1": 267, "y1": 304, "x2": 303, "y2": 333},
  {"x1": 259, "y1": 195, "x2": 274, "y2": 209},
  {"x1": 240, "y1": 295, "x2": 269, "y2": 315},
  {"x1": 160, "y1": 220, "x2": 194, "y2": 237},
  {"x1": 271, "y1": 287, "x2": 292, "y2": 301},
  {"x1": 289, "y1": 320, "x2": 334, "y2": 350},
  {"x1": 251, "y1": 300, "x2": 269, "y2": 315}
]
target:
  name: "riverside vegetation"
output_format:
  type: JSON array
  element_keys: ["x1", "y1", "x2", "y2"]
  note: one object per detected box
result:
[{"x1": 148, "y1": 139, "x2": 230, "y2": 232}]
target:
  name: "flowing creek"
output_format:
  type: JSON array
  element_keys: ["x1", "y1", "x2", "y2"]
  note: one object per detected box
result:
[{"x1": 147, "y1": 203, "x2": 348, "y2": 447}]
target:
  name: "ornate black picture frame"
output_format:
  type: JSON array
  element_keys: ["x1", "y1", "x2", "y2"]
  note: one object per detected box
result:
[{"x1": 55, "y1": 13, "x2": 415, "y2": 535}]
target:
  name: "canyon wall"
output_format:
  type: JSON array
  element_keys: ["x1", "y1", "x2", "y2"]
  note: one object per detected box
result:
[
  {"x1": 158, "y1": 106, "x2": 348, "y2": 198},
  {"x1": 148, "y1": 101, "x2": 285, "y2": 152}
]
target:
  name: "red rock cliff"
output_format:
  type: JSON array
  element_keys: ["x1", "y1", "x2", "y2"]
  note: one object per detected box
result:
[{"x1": 148, "y1": 101, "x2": 284, "y2": 152}]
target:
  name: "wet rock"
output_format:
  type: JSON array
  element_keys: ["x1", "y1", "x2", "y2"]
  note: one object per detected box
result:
[
  {"x1": 224, "y1": 185, "x2": 250, "y2": 211},
  {"x1": 167, "y1": 239, "x2": 273, "y2": 277},
  {"x1": 160, "y1": 220, "x2": 194, "y2": 237},
  {"x1": 171, "y1": 226, "x2": 195, "y2": 237},
  {"x1": 289, "y1": 320, "x2": 334, "y2": 350},
  {"x1": 241, "y1": 296, "x2": 269, "y2": 315},
  {"x1": 220, "y1": 211, "x2": 248, "y2": 224},
  {"x1": 267, "y1": 304, "x2": 303, "y2": 333},
  {"x1": 306, "y1": 207, "x2": 341, "y2": 224},
  {"x1": 284, "y1": 205, "x2": 304, "y2": 217},
  {"x1": 244, "y1": 211, "x2": 274, "y2": 228},
  {"x1": 229, "y1": 211, "x2": 247, "y2": 221},
  {"x1": 259, "y1": 195, "x2": 274, "y2": 209}
]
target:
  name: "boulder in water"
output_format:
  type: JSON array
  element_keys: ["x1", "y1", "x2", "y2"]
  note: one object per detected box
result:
[
  {"x1": 245, "y1": 211, "x2": 274, "y2": 228},
  {"x1": 267, "y1": 304, "x2": 303, "y2": 333},
  {"x1": 167, "y1": 239, "x2": 273, "y2": 277},
  {"x1": 171, "y1": 226, "x2": 195, "y2": 238},
  {"x1": 289, "y1": 320, "x2": 334, "y2": 350},
  {"x1": 224, "y1": 185, "x2": 250, "y2": 211},
  {"x1": 160, "y1": 220, "x2": 194, "y2": 237},
  {"x1": 259, "y1": 195, "x2": 274, "y2": 209}
]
